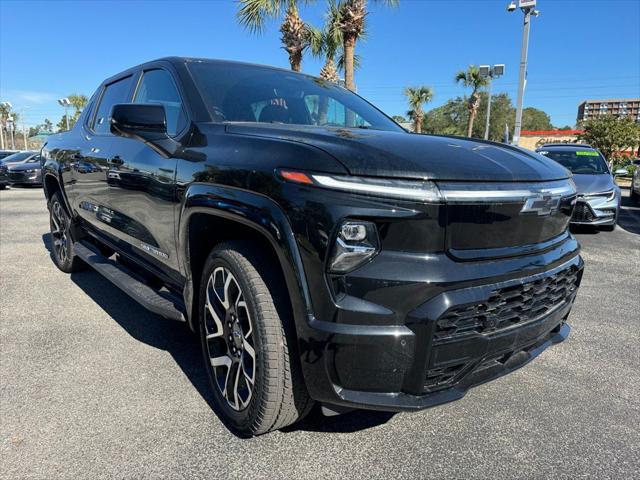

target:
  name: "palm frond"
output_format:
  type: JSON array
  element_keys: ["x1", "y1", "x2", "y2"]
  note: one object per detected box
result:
[{"x1": 237, "y1": 0, "x2": 285, "y2": 34}]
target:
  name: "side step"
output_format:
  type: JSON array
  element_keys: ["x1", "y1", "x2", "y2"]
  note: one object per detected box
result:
[{"x1": 74, "y1": 241, "x2": 186, "y2": 322}]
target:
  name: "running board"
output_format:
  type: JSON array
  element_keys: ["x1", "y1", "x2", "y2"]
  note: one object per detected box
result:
[{"x1": 74, "y1": 241, "x2": 186, "y2": 322}]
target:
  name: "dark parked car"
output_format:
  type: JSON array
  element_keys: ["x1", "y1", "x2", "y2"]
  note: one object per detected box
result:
[
  {"x1": 0, "y1": 149, "x2": 19, "y2": 160},
  {"x1": 0, "y1": 151, "x2": 39, "y2": 189},
  {"x1": 42, "y1": 58, "x2": 583, "y2": 436},
  {"x1": 7, "y1": 156, "x2": 43, "y2": 186},
  {"x1": 536, "y1": 144, "x2": 625, "y2": 230},
  {"x1": 631, "y1": 159, "x2": 640, "y2": 203}
]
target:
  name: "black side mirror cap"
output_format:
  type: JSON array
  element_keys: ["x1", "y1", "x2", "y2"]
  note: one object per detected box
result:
[{"x1": 110, "y1": 103, "x2": 168, "y2": 142}]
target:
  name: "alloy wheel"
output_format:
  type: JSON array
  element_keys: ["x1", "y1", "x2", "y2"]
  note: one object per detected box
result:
[
  {"x1": 50, "y1": 201, "x2": 69, "y2": 264},
  {"x1": 204, "y1": 266, "x2": 256, "y2": 411}
]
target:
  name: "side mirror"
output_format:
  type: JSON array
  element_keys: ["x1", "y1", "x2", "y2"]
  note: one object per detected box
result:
[
  {"x1": 110, "y1": 104, "x2": 167, "y2": 142},
  {"x1": 614, "y1": 168, "x2": 628, "y2": 176}
]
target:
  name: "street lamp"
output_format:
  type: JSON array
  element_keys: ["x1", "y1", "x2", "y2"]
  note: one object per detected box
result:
[
  {"x1": 58, "y1": 98, "x2": 71, "y2": 130},
  {"x1": 479, "y1": 64, "x2": 505, "y2": 140},
  {"x1": 508, "y1": 0, "x2": 540, "y2": 145}
]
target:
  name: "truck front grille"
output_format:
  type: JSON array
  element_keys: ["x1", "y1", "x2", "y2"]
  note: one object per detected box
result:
[{"x1": 433, "y1": 265, "x2": 580, "y2": 342}]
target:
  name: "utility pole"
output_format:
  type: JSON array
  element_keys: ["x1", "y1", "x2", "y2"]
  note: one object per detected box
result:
[
  {"x1": 0, "y1": 101, "x2": 12, "y2": 150},
  {"x1": 7, "y1": 117, "x2": 15, "y2": 150},
  {"x1": 479, "y1": 64, "x2": 505, "y2": 140},
  {"x1": 507, "y1": 0, "x2": 539, "y2": 146}
]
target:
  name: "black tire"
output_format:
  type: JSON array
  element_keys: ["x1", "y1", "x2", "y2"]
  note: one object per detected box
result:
[
  {"x1": 631, "y1": 188, "x2": 639, "y2": 203},
  {"x1": 198, "y1": 240, "x2": 312, "y2": 436},
  {"x1": 0, "y1": 184, "x2": 6, "y2": 190},
  {"x1": 48, "y1": 192, "x2": 85, "y2": 273}
]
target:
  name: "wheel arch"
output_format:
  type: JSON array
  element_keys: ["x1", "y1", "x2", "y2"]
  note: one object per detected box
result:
[{"x1": 178, "y1": 184, "x2": 313, "y2": 335}]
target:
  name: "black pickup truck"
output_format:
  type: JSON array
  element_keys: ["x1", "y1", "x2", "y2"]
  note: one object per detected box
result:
[{"x1": 42, "y1": 57, "x2": 583, "y2": 436}]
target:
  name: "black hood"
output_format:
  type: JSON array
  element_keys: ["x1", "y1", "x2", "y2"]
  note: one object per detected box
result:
[{"x1": 225, "y1": 124, "x2": 570, "y2": 182}]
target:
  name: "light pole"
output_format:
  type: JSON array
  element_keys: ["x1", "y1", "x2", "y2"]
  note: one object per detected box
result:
[
  {"x1": 0, "y1": 101, "x2": 12, "y2": 150},
  {"x1": 507, "y1": 0, "x2": 540, "y2": 145},
  {"x1": 58, "y1": 98, "x2": 71, "y2": 131},
  {"x1": 479, "y1": 64, "x2": 505, "y2": 140},
  {"x1": 7, "y1": 116, "x2": 15, "y2": 150}
]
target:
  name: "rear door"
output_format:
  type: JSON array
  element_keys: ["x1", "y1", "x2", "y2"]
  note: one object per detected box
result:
[
  {"x1": 105, "y1": 67, "x2": 188, "y2": 283},
  {"x1": 71, "y1": 75, "x2": 135, "y2": 231}
]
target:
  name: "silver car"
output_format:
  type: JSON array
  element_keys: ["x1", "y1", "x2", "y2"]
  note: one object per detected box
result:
[{"x1": 536, "y1": 144, "x2": 626, "y2": 231}]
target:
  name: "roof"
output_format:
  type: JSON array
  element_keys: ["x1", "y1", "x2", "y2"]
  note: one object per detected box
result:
[
  {"x1": 579, "y1": 98, "x2": 640, "y2": 105},
  {"x1": 521, "y1": 129, "x2": 584, "y2": 136}
]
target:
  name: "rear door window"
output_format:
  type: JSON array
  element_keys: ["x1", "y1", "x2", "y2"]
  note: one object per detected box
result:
[{"x1": 92, "y1": 76, "x2": 133, "y2": 134}]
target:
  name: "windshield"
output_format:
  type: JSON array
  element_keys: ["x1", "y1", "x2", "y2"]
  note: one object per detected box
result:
[
  {"x1": 0, "y1": 152, "x2": 35, "y2": 164},
  {"x1": 188, "y1": 62, "x2": 402, "y2": 132},
  {"x1": 539, "y1": 150, "x2": 609, "y2": 174}
]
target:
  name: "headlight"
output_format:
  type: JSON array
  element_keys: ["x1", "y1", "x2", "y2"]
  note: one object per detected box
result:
[
  {"x1": 583, "y1": 189, "x2": 615, "y2": 202},
  {"x1": 327, "y1": 220, "x2": 379, "y2": 273},
  {"x1": 24, "y1": 169, "x2": 37, "y2": 173},
  {"x1": 278, "y1": 169, "x2": 441, "y2": 202}
]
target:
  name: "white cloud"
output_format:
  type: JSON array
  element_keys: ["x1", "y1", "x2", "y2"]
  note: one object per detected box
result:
[{"x1": 0, "y1": 90, "x2": 58, "y2": 105}]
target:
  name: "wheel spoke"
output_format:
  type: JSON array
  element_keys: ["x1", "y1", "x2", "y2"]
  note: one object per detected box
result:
[
  {"x1": 205, "y1": 278, "x2": 224, "y2": 338},
  {"x1": 232, "y1": 361, "x2": 242, "y2": 410}
]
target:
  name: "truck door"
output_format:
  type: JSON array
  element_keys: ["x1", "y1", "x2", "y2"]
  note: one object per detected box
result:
[
  {"x1": 72, "y1": 75, "x2": 135, "y2": 232},
  {"x1": 105, "y1": 68, "x2": 186, "y2": 284}
]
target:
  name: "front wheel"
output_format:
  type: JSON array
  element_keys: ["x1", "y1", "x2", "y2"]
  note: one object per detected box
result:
[
  {"x1": 49, "y1": 192, "x2": 85, "y2": 273},
  {"x1": 198, "y1": 241, "x2": 312, "y2": 436}
]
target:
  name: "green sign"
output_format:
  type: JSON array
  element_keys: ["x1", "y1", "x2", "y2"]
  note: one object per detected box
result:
[{"x1": 576, "y1": 151, "x2": 600, "y2": 156}]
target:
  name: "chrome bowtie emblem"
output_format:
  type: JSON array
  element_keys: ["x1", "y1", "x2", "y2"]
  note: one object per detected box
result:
[{"x1": 520, "y1": 194, "x2": 561, "y2": 216}]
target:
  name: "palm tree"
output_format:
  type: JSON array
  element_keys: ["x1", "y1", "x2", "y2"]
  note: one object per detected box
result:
[
  {"x1": 455, "y1": 65, "x2": 489, "y2": 137},
  {"x1": 309, "y1": 0, "x2": 342, "y2": 83},
  {"x1": 336, "y1": 0, "x2": 399, "y2": 92},
  {"x1": 404, "y1": 86, "x2": 433, "y2": 134},
  {"x1": 237, "y1": 0, "x2": 314, "y2": 72},
  {"x1": 67, "y1": 94, "x2": 88, "y2": 120}
]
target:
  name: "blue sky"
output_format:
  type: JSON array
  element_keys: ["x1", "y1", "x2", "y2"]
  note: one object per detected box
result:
[{"x1": 1, "y1": 0, "x2": 639, "y2": 129}]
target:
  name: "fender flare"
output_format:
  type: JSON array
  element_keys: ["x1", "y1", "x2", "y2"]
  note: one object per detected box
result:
[{"x1": 177, "y1": 183, "x2": 313, "y2": 333}]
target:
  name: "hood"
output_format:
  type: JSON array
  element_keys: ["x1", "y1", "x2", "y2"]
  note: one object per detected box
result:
[
  {"x1": 9, "y1": 162, "x2": 41, "y2": 172},
  {"x1": 572, "y1": 173, "x2": 616, "y2": 194},
  {"x1": 225, "y1": 124, "x2": 570, "y2": 182}
]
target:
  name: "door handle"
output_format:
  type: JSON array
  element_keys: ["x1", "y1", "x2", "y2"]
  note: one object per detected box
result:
[{"x1": 109, "y1": 155, "x2": 124, "y2": 166}]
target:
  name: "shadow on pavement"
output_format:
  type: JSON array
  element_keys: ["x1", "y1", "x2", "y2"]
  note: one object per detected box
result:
[
  {"x1": 617, "y1": 189, "x2": 640, "y2": 235},
  {"x1": 42, "y1": 233, "x2": 393, "y2": 436}
]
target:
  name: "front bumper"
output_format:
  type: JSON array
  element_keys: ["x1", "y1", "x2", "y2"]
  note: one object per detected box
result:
[
  {"x1": 299, "y1": 239, "x2": 583, "y2": 412},
  {"x1": 571, "y1": 196, "x2": 618, "y2": 226},
  {"x1": 8, "y1": 170, "x2": 42, "y2": 185}
]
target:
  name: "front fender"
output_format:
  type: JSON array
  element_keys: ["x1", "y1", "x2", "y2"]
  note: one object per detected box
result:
[{"x1": 177, "y1": 183, "x2": 313, "y2": 333}]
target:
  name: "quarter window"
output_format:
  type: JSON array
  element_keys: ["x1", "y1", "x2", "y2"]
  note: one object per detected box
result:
[
  {"x1": 92, "y1": 76, "x2": 133, "y2": 134},
  {"x1": 134, "y1": 69, "x2": 186, "y2": 136}
]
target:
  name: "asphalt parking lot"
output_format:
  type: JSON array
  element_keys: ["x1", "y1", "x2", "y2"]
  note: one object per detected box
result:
[{"x1": 1, "y1": 186, "x2": 639, "y2": 479}]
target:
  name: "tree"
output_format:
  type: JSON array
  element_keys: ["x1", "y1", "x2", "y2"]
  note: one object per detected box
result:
[
  {"x1": 68, "y1": 94, "x2": 88, "y2": 121},
  {"x1": 43, "y1": 118, "x2": 53, "y2": 132},
  {"x1": 237, "y1": 0, "x2": 314, "y2": 72},
  {"x1": 578, "y1": 115, "x2": 640, "y2": 161},
  {"x1": 521, "y1": 107, "x2": 553, "y2": 131},
  {"x1": 57, "y1": 115, "x2": 75, "y2": 132},
  {"x1": 422, "y1": 92, "x2": 518, "y2": 142},
  {"x1": 336, "y1": 0, "x2": 399, "y2": 92},
  {"x1": 455, "y1": 65, "x2": 489, "y2": 137},
  {"x1": 392, "y1": 115, "x2": 407, "y2": 123},
  {"x1": 404, "y1": 86, "x2": 433, "y2": 134},
  {"x1": 309, "y1": 0, "x2": 343, "y2": 83}
]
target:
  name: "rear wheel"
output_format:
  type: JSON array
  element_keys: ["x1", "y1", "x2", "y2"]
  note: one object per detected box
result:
[
  {"x1": 631, "y1": 187, "x2": 639, "y2": 203},
  {"x1": 198, "y1": 241, "x2": 312, "y2": 436},
  {"x1": 49, "y1": 192, "x2": 85, "y2": 273}
]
